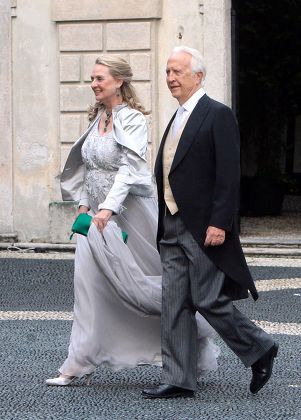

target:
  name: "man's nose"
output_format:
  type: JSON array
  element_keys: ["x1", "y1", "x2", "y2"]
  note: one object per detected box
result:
[{"x1": 167, "y1": 72, "x2": 174, "y2": 82}]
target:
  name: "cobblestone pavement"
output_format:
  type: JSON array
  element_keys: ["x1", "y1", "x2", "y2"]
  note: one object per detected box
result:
[{"x1": 0, "y1": 254, "x2": 300, "y2": 420}]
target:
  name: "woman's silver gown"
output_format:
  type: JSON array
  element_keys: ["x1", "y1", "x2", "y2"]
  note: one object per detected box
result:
[{"x1": 59, "y1": 124, "x2": 220, "y2": 378}]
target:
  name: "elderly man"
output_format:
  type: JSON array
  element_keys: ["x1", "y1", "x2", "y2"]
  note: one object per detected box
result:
[{"x1": 142, "y1": 46, "x2": 278, "y2": 399}]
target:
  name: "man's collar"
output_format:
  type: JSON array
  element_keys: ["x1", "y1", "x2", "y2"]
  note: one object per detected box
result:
[{"x1": 182, "y1": 88, "x2": 205, "y2": 113}]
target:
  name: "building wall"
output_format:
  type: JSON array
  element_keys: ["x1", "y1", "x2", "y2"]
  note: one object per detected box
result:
[
  {"x1": 0, "y1": 0, "x2": 232, "y2": 243},
  {"x1": 0, "y1": 0, "x2": 13, "y2": 238},
  {"x1": 11, "y1": 0, "x2": 59, "y2": 242}
]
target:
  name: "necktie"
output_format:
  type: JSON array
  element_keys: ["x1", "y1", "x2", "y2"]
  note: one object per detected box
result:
[{"x1": 172, "y1": 106, "x2": 185, "y2": 137}]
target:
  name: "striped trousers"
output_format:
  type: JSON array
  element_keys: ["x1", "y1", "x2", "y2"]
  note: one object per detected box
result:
[{"x1": 160, "y1": 212, "x2": 274, "y2": 390}]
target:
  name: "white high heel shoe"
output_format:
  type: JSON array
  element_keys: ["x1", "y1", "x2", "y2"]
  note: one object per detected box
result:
[
  {"x1": 45, "y1": 373, "x2": 93, "y2": 386},
  {"x1": 45, "y1": 375, "x2": 76, "y2": 386}
]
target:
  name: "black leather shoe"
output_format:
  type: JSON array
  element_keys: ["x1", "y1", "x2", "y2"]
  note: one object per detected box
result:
[
  {"x1": 142, "y1": 384, "x2": 194, "y2": 399},
  {"x1": 250, "y1": 342, "x2": 279, "y2": 394}
]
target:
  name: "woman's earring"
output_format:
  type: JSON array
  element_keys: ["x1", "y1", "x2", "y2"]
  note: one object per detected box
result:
[{"x1": 116, "y1": 88, "x2": 121, "y2": 97}]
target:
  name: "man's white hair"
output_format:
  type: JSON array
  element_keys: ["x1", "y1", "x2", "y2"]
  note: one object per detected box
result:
[{"x1": 172, "y1": 46, "x2": 206, "y2": 86}]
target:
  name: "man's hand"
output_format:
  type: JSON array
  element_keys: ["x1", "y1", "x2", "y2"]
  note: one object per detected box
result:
[
  {"x1": 77, "y1": 205, "x2": 89, "y2": 216},
  {"x1": 92, "y1": 209, "x2": 113, "y2": 232},
  {"x1": 204, "y1": 226, "x2": 225, "y2": 247}
]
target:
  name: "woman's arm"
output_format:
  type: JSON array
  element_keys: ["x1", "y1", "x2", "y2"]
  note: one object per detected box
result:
[
  {"x1": 78, "y1": 183, "x2": 90, "y2": 208},
  {"x1": 93, "y1": 110, "x2": 151, "y2": 231}
]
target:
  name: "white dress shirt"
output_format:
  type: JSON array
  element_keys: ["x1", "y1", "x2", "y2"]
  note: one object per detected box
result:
[{"x1": 172, "y1": 88, "x2": 206, "y2": 137}]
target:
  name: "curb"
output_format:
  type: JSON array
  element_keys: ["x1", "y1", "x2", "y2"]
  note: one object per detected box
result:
[
  {"x1": 0, "y1": 242, "x2": 75, "y2": 253},
  {"x1": 1, "y1": 241, "x2": 301, "y2": 257}
]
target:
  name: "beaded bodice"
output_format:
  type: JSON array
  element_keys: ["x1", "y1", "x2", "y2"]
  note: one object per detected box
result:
[{"x1": 81, "y1": 123, "x2": 127, "y2": 212}]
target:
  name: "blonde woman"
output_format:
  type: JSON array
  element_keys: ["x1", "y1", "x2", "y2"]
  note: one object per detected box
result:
[{"x1": 46, "y1": 56, "x2": 219, "y2": 386}]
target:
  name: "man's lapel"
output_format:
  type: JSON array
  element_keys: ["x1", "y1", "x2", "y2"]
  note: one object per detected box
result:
[{"x1": 170, "y1": 94, "x2": 210, "y2": 174}]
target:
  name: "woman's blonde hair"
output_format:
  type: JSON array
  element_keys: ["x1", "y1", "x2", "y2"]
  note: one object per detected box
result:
[{"x1": 88, "y1": 55, "x2": 147, "y2": 121}]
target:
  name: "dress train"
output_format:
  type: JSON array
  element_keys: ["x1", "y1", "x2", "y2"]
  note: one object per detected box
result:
[{"x1": 59, "y1": 196, "x2": 220, "y2": 378}]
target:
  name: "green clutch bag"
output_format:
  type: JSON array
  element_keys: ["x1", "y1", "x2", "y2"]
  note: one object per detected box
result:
[
  {"x1": 70, "y1": 213, "x2": 92, "y2": 239},
  {"x1": 70, "y1": 213, "x2": 128, "y2": 243}
]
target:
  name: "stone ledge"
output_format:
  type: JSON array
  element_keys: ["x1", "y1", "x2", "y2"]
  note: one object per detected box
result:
[
  {"x1": 240, "y1": 237, "x2": 301, "y2": 247},
  {"x1": 242, "y1": 247, "x2": 301, "y2": 257},
  {"x1": 0, "y1": 233, "x2": 18, "y2": 243},
  {"x1": 1, "y1": 241, "x2": 300, "y2": 258},
  {"x1": 52, "y1": 0, "x2": 162, "y2": 21},
  {"x1": 0, "y1": 242, "x2": 75, "y2": 252}
]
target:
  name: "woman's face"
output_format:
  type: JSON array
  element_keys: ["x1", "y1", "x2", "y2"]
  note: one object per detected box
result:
[{"x1": 90, "y1": 64, "x2": 122, "y2": 105}]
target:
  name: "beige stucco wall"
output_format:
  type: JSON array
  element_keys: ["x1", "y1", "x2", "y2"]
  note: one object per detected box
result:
[
  {"x1": 12, "y1": 0, "x2": 59, "y2": 242},
  {"x1": 156, "y1": 0, "x2": 232, "y2": 140},
  {"x1": 0, "y1": 0, "x2": 13, "y2": 237},
  {"x1": 0, "y1": 0, "x2": 232, "y2": 243},
  {"x1": 203, "y1": 0, "x2": 232, "y2": 105}
]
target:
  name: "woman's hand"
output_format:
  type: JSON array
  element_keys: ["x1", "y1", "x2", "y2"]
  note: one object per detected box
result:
[
  {"x1": 92, "y1": 209, "x2": 113, "y2": 232},
  {"x1": 77, "y1": 205, "x2": 89, "y2": 216}
]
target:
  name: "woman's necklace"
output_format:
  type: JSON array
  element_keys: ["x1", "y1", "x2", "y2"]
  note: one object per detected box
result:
[{"x1": 103, "y1": 110, "x2": 112, "y2": 133}]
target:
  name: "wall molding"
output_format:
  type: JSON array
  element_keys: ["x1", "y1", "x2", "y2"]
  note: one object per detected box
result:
[{"x1": 52, "y1": 0, "x2": 162, "y2": 22}]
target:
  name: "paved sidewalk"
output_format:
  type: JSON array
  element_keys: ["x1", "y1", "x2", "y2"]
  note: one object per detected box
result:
[{"x1": 0, "y1": 254, "x2": 300, "y2": 419}]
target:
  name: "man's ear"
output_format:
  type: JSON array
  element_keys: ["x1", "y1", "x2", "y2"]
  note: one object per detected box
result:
[{"x1": 195, "y1": 71, "x2": 203, "y2": 85}]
